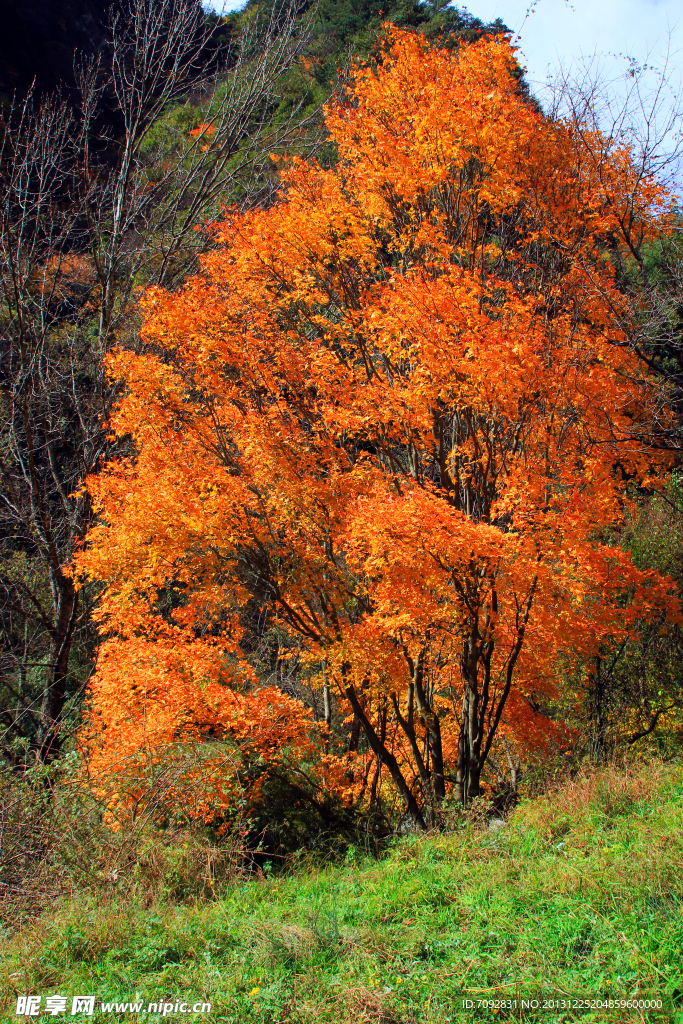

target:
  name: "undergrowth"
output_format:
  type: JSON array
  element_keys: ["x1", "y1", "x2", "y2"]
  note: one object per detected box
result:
[{"x1": 1, "y1": 762, "x2": 682, "y2": 1023}]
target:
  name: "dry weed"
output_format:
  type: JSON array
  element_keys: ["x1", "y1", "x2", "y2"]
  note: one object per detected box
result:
[
  {"x1": 515, "y1": 759, "x2": 669, "y2": 836},
  {"x1": 0, "y1": 764, "x2": 250, "y2": 926},
  {"x1": 343, "y1": 986, "x2": 409, "y2": 1024}
]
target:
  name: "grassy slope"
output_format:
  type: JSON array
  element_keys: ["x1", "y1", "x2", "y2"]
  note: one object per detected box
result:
[{"x1": 1, "y1": 764, "x2": 682, "y2": 1024}]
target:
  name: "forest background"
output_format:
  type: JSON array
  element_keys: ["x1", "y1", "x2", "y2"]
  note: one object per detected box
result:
[{"x1": 1, "y1": 0, "x2": 683, "y2": 924}]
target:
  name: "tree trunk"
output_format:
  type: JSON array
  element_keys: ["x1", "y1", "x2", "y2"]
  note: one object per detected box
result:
[
  {"x1": 590, "y1": 655, "x2": 607, "y2": 764},
  {"x1": 37, "y1": 573, "x2": 79, "y2": 763},
  {"x1": 345, "y1": 684, "x2": 426, "y2": 831}
]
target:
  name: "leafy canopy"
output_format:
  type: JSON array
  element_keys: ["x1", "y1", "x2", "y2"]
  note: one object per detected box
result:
[{"x1": 77, "y1": 29, "x2": 680, "y2": 825}]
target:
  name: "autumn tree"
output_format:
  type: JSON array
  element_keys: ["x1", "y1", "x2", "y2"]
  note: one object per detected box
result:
[{"x1": 78, "y1": 29, "x2": 680, "y2": 828}]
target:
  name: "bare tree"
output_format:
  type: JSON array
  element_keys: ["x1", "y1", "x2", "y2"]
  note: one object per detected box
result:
[
  {"x1": 543, "y1": 40, "x2": 683, "y2": 448},
  {"x1": 536, "y1": 45, "x2": 683, "y2": 757},
  {"x1": 0, "y1": 0, "x2": 315, "y2": 764}
]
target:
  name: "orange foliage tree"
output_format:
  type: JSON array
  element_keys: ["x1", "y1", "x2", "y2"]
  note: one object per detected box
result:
[{"x1": 77, "y1": 29, "x2": 680, "y2": 828}]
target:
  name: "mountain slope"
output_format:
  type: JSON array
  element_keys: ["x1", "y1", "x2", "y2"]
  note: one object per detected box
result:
[{"x1": 1, "y1": 763, "x2": 681, "y2": 1023}]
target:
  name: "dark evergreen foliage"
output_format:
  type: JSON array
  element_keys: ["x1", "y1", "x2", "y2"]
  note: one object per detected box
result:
[{"x1": 245, "y1": 0, "x2": 511, "y2": 87}]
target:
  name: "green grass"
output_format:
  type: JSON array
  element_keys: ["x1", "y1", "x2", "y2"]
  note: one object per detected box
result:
[{"x1": 2, "y1": 763, "x2": 682, "y2": 1023}]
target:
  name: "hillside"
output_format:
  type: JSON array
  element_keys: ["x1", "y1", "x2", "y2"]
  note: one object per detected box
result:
[
  {"x1": 2, "y1": 763, "x2": 681, "y2": 1023},
  {"x1": 0, "y1": 0, "x2": 513, "y2": 111}
]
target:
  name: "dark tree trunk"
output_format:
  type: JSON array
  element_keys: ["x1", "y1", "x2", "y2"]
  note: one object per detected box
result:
[
  {"x1": 455, "y1": 578, "x2": 536, "y2": 805},
  {"x1": 590, "y1": 655, "x2": 607, "y2": 764},
  {"x1": 345, "y1": 683, "x2": 426, "y2": 831},
  {"x1": 37, "y1": 573, "x2": 79, "y2": 762}
]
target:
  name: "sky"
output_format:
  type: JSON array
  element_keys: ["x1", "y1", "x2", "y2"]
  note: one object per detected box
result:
[{"x1": 464, "y1": 0, "x2": 681, "y2": 97}]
